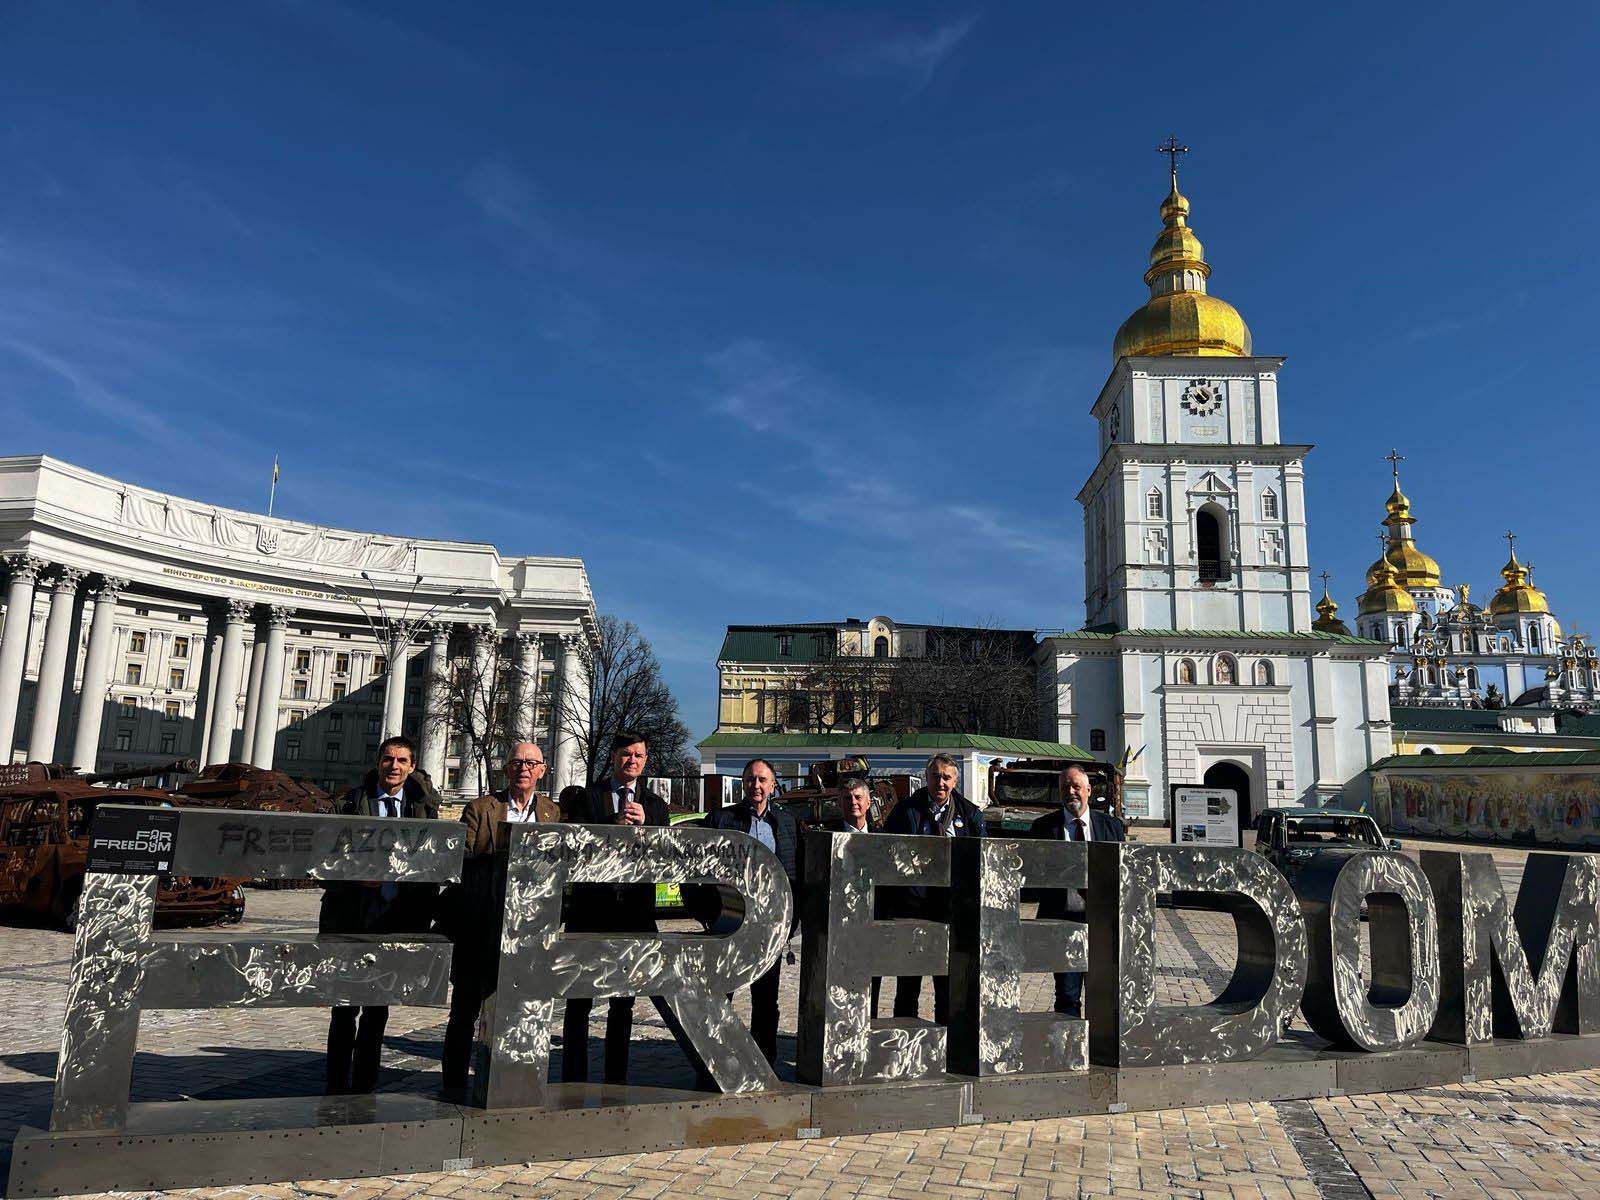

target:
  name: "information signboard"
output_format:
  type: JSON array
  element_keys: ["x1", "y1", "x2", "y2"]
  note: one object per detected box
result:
[
  {"x1": 1170, "y1": 786, "x2": 1241, "y2": 847},
  {"x1": 85, "y1": 806, "x2": 180, "y2": 875}
]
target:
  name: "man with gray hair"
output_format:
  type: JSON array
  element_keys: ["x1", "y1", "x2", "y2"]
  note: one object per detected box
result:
[
  {"x1": 883, "y1": 752, "x2": 984, "y2": 1023},
  {"x1": 1030, "y1": 763, "x2": 1126, "y2": 1017}
]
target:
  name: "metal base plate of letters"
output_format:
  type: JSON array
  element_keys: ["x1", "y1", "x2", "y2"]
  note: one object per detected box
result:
[
  {"x1": 11, "y1": 1038, "x2": 1600, "y2": 1196},
  {"x1": 9, "y1": 1094, "x2": 467, "y2": 1197}
]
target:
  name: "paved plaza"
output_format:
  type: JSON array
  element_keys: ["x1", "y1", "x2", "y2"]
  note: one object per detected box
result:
[{"x1": 3, "y1": 836, "x2": 1599, "y2": 1198}]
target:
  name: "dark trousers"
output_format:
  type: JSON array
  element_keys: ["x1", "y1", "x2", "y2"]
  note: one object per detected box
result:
[
  {"x1": 1053, "y1": 910, "x2": 1086, "y2": 1015},
  {"x1": 1054, "y1": 971, "x2": 1083, "y2": 1014},
  {"x1": 893, "y1": 975, "x2": 951, "y2": 1024},
  {"x1": 728, "y1": 957, "x2": 783, "y2": 1064},
  {"x1": 561, "y1": 996, "x2": 637, "y2": 1083},
  {"x1": 442, "y1": 974, "x2": 488, "y2": 1088},
  {"x1": 327, "y1": 1005, "x2": 389, "y2": 1094}
]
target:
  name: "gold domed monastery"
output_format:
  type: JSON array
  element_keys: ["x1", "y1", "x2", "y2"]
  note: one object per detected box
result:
[{"x1": 1345, "y1": 453, "x2": 1595, "y2": 710}]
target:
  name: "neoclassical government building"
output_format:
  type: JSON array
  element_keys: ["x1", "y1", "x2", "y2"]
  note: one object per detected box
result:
[{"x1": 0, "y1": 456, "x2": 597, "y2": 796}]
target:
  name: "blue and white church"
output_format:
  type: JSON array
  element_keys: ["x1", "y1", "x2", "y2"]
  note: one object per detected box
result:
[{"x1": 1040, "y1": 163, "x2": 1393, "y2": 824}]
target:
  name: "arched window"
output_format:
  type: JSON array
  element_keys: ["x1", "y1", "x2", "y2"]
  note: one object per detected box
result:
[
  {"x1": 1147, "y1": 489, "x2": 1164, "y2": 519},
  {"x1": 1177, "y1": 658, "x2": 1197, "y2": 685},
  {"x1": 1261, "y1": 488, "x2": 1279, "y2": 520},
  {"x1": 1196, "y1": 504, "x2": 1230, "y2": 581},
  {"x1": 1253, "y1": 660, "x2": 1274, "y2": 686},
  {"x1": 1529, "y1": 625, "x2": 1542, "y2": 653},
  {"x1": 874, "y1": 635, "x2": 889, "y2": 658},
  {"x1": 1214, "y1": 655, "x2": 1237, "y2": 685},
  {"x1": 1466, "y1": 666, "x2": 1479, "y2": 688}
]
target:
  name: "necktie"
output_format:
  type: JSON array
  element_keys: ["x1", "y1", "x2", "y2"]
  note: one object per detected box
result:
[
  {"x1": 616, "y1": 787, "x2": 630, "y2": 821},
  {"x1": 1073, "y1": 817, "x2": 1086, "y2": 842}
]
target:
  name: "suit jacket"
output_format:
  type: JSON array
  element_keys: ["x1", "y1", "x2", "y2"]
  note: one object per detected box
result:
[
  {"x1": 563, "y1": 776, "x2": 669, "y2": 933},
  {"x1": 461, "y1": 789, "x2": 559, "y2": 857},
  {"x1": 702, "y1": 798, "x2": 802, "y2": 935},
  {"x1": 1029, "y1": 806, "x2": 1126, "y2": 920},
  {"x1": 881, "y1": 786, "x2": 984, "y2": 920},
  {"x1": 318, "y1": 775, "x2": 440, "y2": 937}
]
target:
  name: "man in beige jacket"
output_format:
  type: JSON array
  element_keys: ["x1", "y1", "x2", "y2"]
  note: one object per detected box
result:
[{"x1": 442, "y1": 741, "x2": 558, "y2": 1090}]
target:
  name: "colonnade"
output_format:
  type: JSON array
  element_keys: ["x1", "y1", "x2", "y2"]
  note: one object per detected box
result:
[{"x1": 0, "y1": 554, "x2": 592, "y2": 792}]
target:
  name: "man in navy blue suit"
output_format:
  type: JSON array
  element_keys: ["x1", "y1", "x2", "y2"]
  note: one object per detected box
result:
[{"x1": 1029, "y1": 763, "x2": 1126, "y2": 1018}]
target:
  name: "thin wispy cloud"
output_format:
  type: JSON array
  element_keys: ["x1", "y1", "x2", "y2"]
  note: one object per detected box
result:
[
  {"x1": 702, "y1": 337, "x2": 842, "y2": 432},
  {"x1": 781, "y1": 11, "x2": 980, "y2": 96}
]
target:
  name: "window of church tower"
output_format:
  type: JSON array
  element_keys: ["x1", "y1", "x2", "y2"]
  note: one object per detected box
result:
[
  {"x1": 1466, "y1": 667, "x2": 1480, "y2": 688},
  {"x1": 1147, "y1": 489, "x2": 1164, "y2": 519},
  {"x1": 1089, "y1": 729, "x2": 1106, "y2": 751},
  {"x1": 1196, "y1": 505, "x2": 1230, "y2": 581},
  {"x1": 1253, "y1": 661, "x2": 1274, "y2": 686},
  {"x1": 1261, "y1": 489, "x2": 1279, "y2": 520}
]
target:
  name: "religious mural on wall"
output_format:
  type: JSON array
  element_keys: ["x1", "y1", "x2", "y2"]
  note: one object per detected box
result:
[{"x1": 1381, "y1": 771, "x2": 1600, "y2": 846}]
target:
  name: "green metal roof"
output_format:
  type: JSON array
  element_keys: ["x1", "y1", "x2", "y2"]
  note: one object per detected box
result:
[
  {"x1": 1390, "y1": 707, "x2": 1600, "y2": 739},
  {"x1": 1050, "y1": 628, "x2": 1386, "y2": 647},
  {"x1": 1372, "y1": 750, "x2": 1600, "y2": 770},
  {"x1": 697, "y1": 731, "x2": 1093, "y2": 759}
]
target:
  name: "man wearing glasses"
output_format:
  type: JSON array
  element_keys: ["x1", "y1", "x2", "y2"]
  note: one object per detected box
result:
[{"x1": 441, "y1": 742, "x2": 555, "y2": 1091}]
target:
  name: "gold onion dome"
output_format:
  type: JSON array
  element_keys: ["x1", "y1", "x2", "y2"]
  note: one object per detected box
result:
[
  {"x1": 1365, "y1": 458, "x2": 1441, "y2": 588},
  {"x1": 1489, "y1": 538, "x2": 1552, "y2": 617},
  {"x1": 1359, "y1": 550, "x2": 1417, "y2": 616},
  {"x1": 1112, "y1": 171, "x2": 1253, "y2": 362},
  {"x1": 1312, "y1": 579, "x2": 1351, "y2": 635}
]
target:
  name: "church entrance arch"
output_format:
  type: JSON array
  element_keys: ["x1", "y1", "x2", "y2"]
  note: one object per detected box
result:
[{"x1": 1202, "y1": 760, "x2": 1253, "y2": 830}]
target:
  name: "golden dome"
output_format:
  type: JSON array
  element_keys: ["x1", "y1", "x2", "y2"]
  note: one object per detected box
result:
[
  {"x1": 1359, "y1": 549, "x2": 1417, "y2": 616},
  {"x1": 1312, "y1": 578, "x2": 1351, "y2": 635},
  {"x1": 1365, "y1": 455, "x2": 1441, "y2": 588},
  {"x1": 1489, "y1": 536, "x2": 1552, "y2": 617},
  {"x1": 1112, "y1": 173, "x2": 1253, "y2": 362}
]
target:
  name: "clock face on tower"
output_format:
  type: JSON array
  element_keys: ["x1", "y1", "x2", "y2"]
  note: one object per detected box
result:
[{"x1": 1181, "y1": 380, "x2": 1223, "y2": 416}]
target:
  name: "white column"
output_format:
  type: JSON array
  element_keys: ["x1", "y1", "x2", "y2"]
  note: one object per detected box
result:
[
  {"x1": 27, "y1": 566, "x2": 84, "y2": 762},
  {"x1": 250, "y1": 606, "x2": 290, "y2": 768},
  {"x1": 553, "y1": 632, "x2": 590, "y2": 792},
  {"x1": 419, "y1": 622, "x2": 452, "y2": 786},
  {"x1": 194, "y1": 615, "x2": 225, "y2": 763},
  {"x1": 70, "y1": 576, "x2": 128, "y2": 772},
  {"x1": 512, "y1": 631, "x2": 541, "y2": 743},
  {"x1": 0, "y1": 555, "x2": 44, "y2": 761},
  {"x1": 204, "y1": 599, "x2": 251, "y2": 767},
  {"x1": 381, "y1": 629, "x2": 410, "y2": 738},
  {"x1": 239, "y1": 618, "x2": 267, "y2": 763}
]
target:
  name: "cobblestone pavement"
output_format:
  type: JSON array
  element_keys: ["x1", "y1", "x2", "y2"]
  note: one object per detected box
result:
[{"x1": 3, "y1": 834, "x2": 1597, "y2": 1198}]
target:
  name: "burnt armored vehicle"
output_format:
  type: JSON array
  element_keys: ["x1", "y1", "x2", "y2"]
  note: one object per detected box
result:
[
  {"x1": 0, "y1": 759, "x2": 246, "y2": 930},
  {"x1": 983, "y1": 757, "x2": 1124, "y2": 835},
  {"x1": 174, "y1": 763, "x2": 334, "y2": 814}
]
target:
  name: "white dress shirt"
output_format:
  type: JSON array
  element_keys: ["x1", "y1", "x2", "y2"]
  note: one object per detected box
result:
[
  {"x1": 375, "y1": 788, "x2": 405, "y2": 819},
  {"x1": 1063, "y1": 809, "x2": 1093, "y2": 841},
  {"x1": 505, "y1": 793, "x2": 538, "y2": 824}
]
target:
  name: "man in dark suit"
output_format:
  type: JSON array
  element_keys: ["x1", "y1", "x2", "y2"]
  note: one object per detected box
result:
[
  {"x1": 322, "y1": 735, "x2": 439, "y2": 1094},
  {"x1": 703, "y1": 757, "x2": 800, "y2": 1065},
  {"x1": 882, "y1": 753, "x2": 984, "y2": 1024},
  {"x1": 1029, "y1": 763, "x2": 1127, "y2": 1017},
  {"x1": 559, "y1": 730, "x2": 670, "y2": 1084},
  {"x1": 441, "y1": 741, "x2": 557, "y2": 1091}
]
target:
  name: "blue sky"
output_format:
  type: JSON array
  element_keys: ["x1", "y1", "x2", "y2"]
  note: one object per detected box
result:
[{"x1": 4, "y1": 3, "x2": 1597, "y2": 743}]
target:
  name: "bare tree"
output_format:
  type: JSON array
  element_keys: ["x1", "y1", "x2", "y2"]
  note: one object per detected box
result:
[
  {"x1": 553, "y1": 615, "x2": 695, "y2": 783},
  {"x1": 880, "y1": 628, "x2": 1039, "y2": 737},
  {"x1": 421, "y1": 631, "x2": 530, "y2": 795},
  {"x1": 796, "y1": 645, "x2": 894, "y2": 735}
]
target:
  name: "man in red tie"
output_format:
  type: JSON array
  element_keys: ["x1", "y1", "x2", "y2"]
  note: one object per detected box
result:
[
  {"x1": 559, "y1": 730, "x2": 669, "y2": 1084},
  {"x1": 1029, "y1": 764, "x2": 1126, "y2": 1017}
]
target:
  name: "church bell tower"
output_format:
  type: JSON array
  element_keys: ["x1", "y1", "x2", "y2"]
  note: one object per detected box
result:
[{"x1": 1079, "y1": 142, "x2": 1314, "y2": 633}]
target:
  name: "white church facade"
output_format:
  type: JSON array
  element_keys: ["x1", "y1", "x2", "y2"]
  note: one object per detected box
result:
[{"x1": 1039, "y1": 165, "x2": 1392, "y2": 823}]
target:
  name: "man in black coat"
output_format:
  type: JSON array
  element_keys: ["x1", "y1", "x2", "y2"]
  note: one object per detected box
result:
[
  {"x1": 1029, "y1": 763, "x2": 1127, "y2": 1017},
  {"x1": 321, "y1": 735, "x2": 439, "y2": 1095},
  {"x1": 882, "y1": 753, "x2": 984, "y2": 1024},
  {"x1": 559, "y1": 730, "x2": 670, "y2": 1085},
  {"x1": 703, "y1": 757, "x2": 800, "y2": 1065}
]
